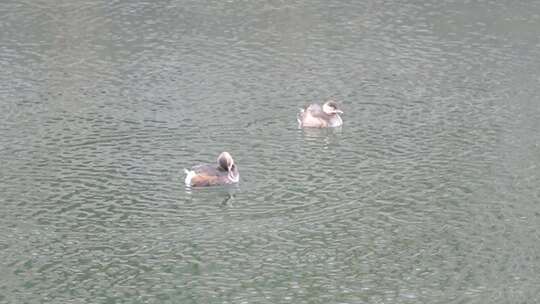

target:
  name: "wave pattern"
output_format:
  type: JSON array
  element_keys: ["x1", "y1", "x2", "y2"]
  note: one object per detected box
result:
[{"x1": 1, "y1": 0, "x2": 540, "y2": 303}]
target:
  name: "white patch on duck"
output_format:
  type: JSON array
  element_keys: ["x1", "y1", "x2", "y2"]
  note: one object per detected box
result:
[{"x1": 184, "y1": 168, "x2": 196, "y2": 186}]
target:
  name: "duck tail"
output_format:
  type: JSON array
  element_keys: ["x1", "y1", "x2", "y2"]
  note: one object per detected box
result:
[
  {"x1": 184, "y1": 169, "x2": 195, "y2": 186},
  {"x1": 297, "y1": 108, "x2": 305, "y2": 128}
]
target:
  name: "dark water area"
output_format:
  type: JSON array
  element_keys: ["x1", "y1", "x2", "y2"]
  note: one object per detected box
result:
[{"x1": 1, "y1": 0, "x2": 540, "y2": 303}]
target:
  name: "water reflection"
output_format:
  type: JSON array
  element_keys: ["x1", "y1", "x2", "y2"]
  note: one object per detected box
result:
[
  {"x1": 184, "y1": 184, "x2": 240, "y2": 204},
  {"x1": 299, "y1": 127, "x2": 343, "y2": 150}
]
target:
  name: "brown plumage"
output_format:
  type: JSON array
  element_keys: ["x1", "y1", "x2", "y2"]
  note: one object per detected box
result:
[{"x1": 184, "y1": 152, "x2": 240, "y2": 187}]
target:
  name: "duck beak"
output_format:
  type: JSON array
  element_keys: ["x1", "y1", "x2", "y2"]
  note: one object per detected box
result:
[{"x1": 335, "y1": 109, "x2": 343, "y2": 114}]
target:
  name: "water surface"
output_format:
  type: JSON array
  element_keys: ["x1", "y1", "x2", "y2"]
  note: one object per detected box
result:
[{"x1": 1, "y1": 0, "x2": 540, "y2": 303}]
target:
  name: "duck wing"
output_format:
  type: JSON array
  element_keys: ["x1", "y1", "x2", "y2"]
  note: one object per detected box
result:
[
  {"x1": 305, "y1": 103, "x2": 323, "y2": 113},
  {"x1": 298, "y1": 104, "x2": 320, "y2": 126},
  {"x1": 191, "y1": 164, "x2": 227, "y2": 176},
  {"x1": 306, "y1": 103, "x2": 332, "y2": 119},
  {"x1": 185, "y1": 164, "x2": 230, "y2": 187}
]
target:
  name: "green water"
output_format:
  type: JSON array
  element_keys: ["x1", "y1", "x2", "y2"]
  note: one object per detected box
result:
[{"x1": 1, "y1": 1, "x2": 539, "y2": 303}]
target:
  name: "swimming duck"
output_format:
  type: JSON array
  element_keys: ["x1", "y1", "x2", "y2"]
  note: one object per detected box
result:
[
  {"x1": 297, "y1": 100, "x2": 343, "y2": 128},
  {"x1": 184, "y1": 152, "x2": 240, "y2": 187}
]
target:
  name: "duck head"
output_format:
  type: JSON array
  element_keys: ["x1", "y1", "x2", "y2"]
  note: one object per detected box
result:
[
  {"x1": 217, "y1": 151, "x2": 235, "y2": 171},
  {"x1": 322, "y1": 100, "x2": 343, "y2": 115},
  {"x1": 218, "y1": 151, "x2": 239, "y2": 183}
]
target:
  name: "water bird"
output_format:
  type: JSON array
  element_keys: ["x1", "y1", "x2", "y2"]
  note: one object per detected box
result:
[
  {"x1": 184, "y1": 152, "x2": 240, "y2": 187},
  {"x1": 297, "y1": 100, "x2": 343, "y2": 128}
]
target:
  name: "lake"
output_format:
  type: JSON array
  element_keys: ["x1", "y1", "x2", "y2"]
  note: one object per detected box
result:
[{"x1": 1, "y1": 0, "x2": 539, "y2": 303}]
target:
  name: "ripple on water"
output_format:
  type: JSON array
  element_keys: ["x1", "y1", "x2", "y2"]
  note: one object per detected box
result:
[{"x1": 2, "y1": 0, "x2": 540, "y2": 303}]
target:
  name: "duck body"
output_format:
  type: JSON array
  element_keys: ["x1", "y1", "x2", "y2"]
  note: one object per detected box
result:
[
  {"x1": 184, "y1": 152, "x2": 239, "y2": 187},
  {"x1": 297, "y1": 100, "x2": 343, "y2": 128}
]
